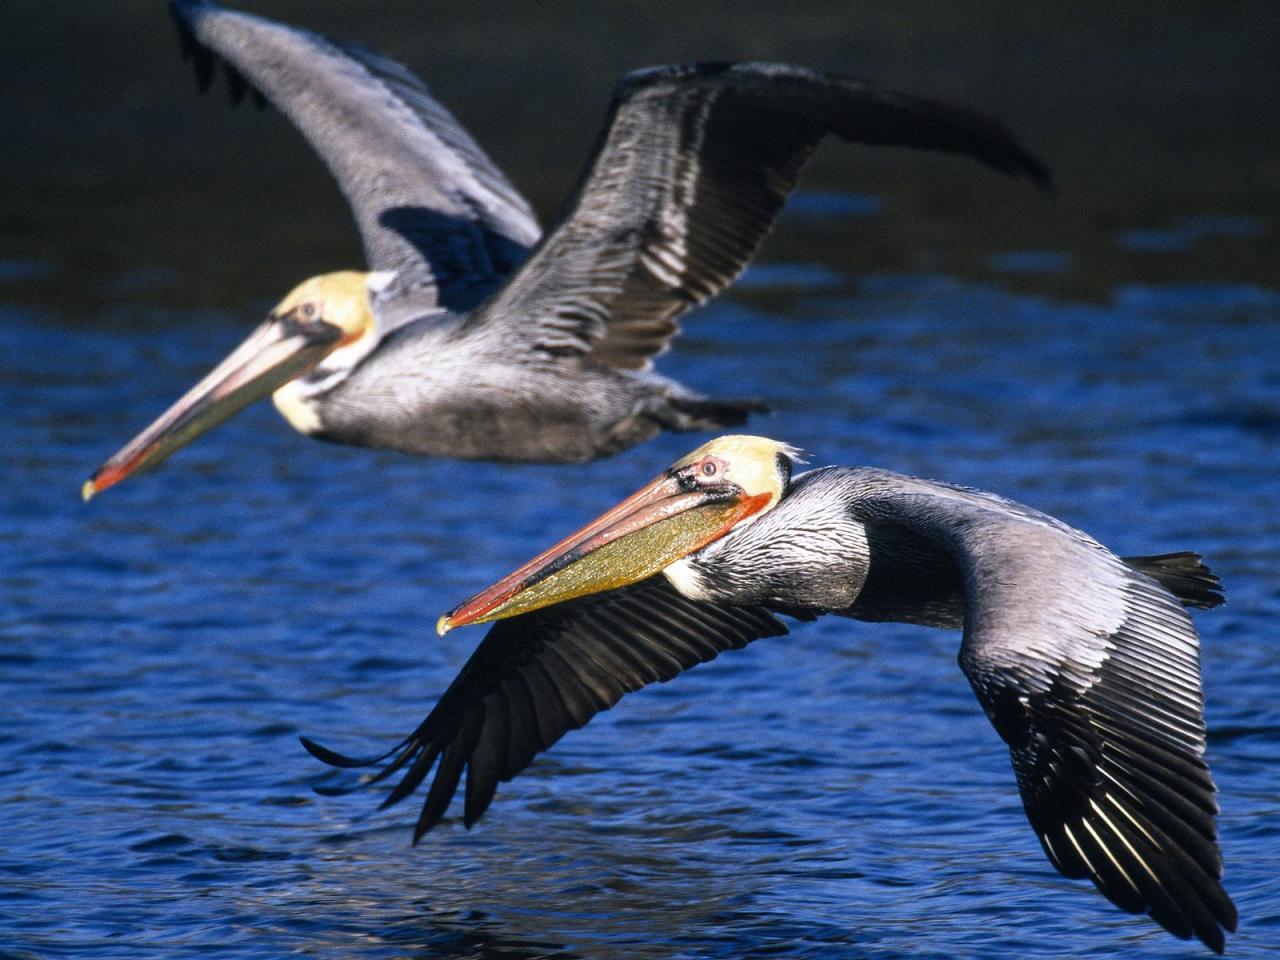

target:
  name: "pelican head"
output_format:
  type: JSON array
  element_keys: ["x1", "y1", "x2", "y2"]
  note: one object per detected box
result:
[
  {"x1": 438, "y1": 435, "x2": 802, "y2": 633},
  {"x1": 83, "y1": 270, "x2": 394, "y2": 500}
]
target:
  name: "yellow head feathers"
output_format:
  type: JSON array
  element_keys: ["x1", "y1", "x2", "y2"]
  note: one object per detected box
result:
[
  {"x1": 271, "y1": 270, "x2": 380, "y2": 342},
  {"x1": 267, "y1": 270, "x2": 395, "y2": 434},
  {"x1": 673, "y1": 434, "x2": 804, "y2": 508}
]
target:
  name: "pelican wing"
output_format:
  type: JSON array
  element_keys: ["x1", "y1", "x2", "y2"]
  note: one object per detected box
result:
[
  {"x1": 840, "y1": 468, "x2": 1236, "y2": 953},
  {"x1": 303, "y1": 576, "x2": 786, "y2": 841},
  {"x1": 468, "y1": 62, "x2": 1050, "y2": 370},
  {"x1": 170, "y1": 1, "x2": 540, "y2": 315}
]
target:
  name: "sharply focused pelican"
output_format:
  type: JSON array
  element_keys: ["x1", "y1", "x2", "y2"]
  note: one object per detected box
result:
[
  {"x1": 305, "y1": 436, "x2": 1236, "y2": 952},
  {"x1": 83, "y1": 0, "x2": 1050, "y2": 498}
]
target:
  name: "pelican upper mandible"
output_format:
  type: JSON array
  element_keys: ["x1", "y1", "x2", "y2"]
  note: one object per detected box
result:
[
  {"x1": 305, "y1": 436, "x2": 1236, "y2": 953},
  {"x1": 83, "y1": 0, "x2": 1051, "y2": 498}
]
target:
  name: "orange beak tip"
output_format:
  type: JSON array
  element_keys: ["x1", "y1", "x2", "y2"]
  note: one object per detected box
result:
[
  {"x1": 435, "y1": 614, "x2": 453, "y2": 637},
  {"x1": 81, "y1": 478, "x2": 98, "y2": 503}
]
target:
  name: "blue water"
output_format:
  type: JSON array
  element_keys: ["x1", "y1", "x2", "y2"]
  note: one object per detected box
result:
[{"x1": 3, "y1": 257, "x2": 1279, "y2": 957}]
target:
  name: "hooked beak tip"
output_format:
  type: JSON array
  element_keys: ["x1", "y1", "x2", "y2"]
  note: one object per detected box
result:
[
  {"x1": 82, "y1": 463, "x2": 126, "y2": 502},
  {"x1": 436, "y1": 614, "x2": 454, "y2": 637},
  {"x1": 84, "y1": 314, "x2": 342, "y2": 498}
]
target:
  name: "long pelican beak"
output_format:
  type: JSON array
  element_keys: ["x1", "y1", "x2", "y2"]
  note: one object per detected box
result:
[
  {"x1": 83, "y1": 315, "x2": 342, "y2": 500},
  {"x1": 438, "y1": 471, "x2": 772, "y2": 634}
]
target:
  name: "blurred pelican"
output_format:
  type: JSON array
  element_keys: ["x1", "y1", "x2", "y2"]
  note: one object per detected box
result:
[
  {"x1": 83, "y1": 0, "x2": 1050, "y2": 498},
  {"x1": 308, "y1": 436, "x2": 1235, "y2": 953}
]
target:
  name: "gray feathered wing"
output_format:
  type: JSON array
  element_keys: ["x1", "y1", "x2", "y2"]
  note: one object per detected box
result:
[
  {"x1": 170, "y1": 0, "x2": 540, "y2": 317},
  {"x1": 468, "y1": 62, "x2": 1050, "y2": 370},
  {"x1": 846, "y1": 472, "x2": 1236, "y2": 953},
  {"x1": 302, "y1": 577, "x2": 787, "y2": 842}
]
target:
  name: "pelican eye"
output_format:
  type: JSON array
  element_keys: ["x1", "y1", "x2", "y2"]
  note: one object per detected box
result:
[
  {"x1": 299, "y1": 301, "x2": 319, "y2": 322},
  {"x1": 694, "y1": 457, "x2": 735, "y2": 490},
  {"x1": 674, "y1": 457, "x2": 730, "y2": 493}
]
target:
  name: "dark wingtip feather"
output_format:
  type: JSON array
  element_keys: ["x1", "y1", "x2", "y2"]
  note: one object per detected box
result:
[
  {"x1": 941, "y1": 110, "x2": 1052, "y2": 195},
  {"x1": 1004, "y1": 145, "x2": 1055, "y2": 196},
  {"x1": 300, "y1": 735, "x2": 363, "y2": 767},
  {"x1": 225, "y1": 62, "x2": 249, "y2": 107},
  {"x1": 1123, "y1": 552, "x2": 1226, "y2": 609},
  {"x1": 168, "y1": 0, "x2": 270, "y2": 110},
  {"x1": 869, "y1": 86, "x2": 1056, "y2": 196},
  {"x1": 170, "y1": 4, "x2": 196, "y2": 62},
  {"x1": 192, "y1": 44, "x2": 215, "y2": 92},
  {"x1": 312, "y1": 782, "x2": 367, "y2": 798},
  {"x1": 379, "y1": 739, "x2": 443, "y2": 813},
  {"x1": 663, "y1": 395, "x2": 770, "y2": 432},
  {"x1": 300, "y1": 734, "x2": 402, "y2": 769},
  {"x1": 411, "y1": 812, "x2": 442, "y2": 846},
  {"x1": 168, "y1": 1, "x2": 211, "y2": 89},
  {"x1": 616, "y1": 60, "x2": 1055, "y2": 196},
  {"x1": 412, "y1": 739, "x2": 466, "y2": 844}
]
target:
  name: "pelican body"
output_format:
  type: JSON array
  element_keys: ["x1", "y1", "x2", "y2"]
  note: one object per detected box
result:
[
  {"x1": 83, "y1": 0, "x2": 1051, "y2": 497},
  {"x1": 307, "y1": 436, "x2": 1236, "y2": 953}
]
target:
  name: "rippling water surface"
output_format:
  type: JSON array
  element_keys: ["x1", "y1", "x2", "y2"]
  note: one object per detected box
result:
[
  {"x1": 4, "y1": 2, "x2": 1280, "y2": 954},
  {"x1": 4, "y1": 251, "x2": 1278, "y2": 957}
]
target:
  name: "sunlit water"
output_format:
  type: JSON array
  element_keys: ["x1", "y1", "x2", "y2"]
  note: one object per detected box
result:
[{"x1": 3, "y1": 242, "x2": 1279, "y2": 957}]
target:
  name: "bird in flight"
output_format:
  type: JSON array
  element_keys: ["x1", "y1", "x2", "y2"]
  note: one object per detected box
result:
[
  {"x1": 306, "y1": 436, "x2": 1235, "y2": 953},
  {"x1": 83, "y1": 1, "x2": 1049, "y2": 498}
]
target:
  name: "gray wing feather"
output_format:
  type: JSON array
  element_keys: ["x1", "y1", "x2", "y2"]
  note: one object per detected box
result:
[
  {"x1": 838, "y1": 468, "x2": 1236, "y2": 953},
  {"x1": 171, "y1": 1, "x2": 540, "y2": 316},
  {"x1": 468, "y1": 62, "x2": 1050, "y2": 370},
  {"x1": 302, "y1": 576, "x2": 787, "y2": 842}
]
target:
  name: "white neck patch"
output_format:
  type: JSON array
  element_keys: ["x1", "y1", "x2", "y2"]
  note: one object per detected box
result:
[
  {"x1": 663, "y1": 556, "x2": 711, "y2": 601},
  {"x1": 272, "y1": 380, "x2": 323, "y2": 435}
]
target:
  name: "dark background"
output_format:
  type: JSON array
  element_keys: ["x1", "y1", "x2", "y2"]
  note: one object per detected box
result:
[{"x1": 3, "y1": 0, "x2": 1277, "y2": 315}]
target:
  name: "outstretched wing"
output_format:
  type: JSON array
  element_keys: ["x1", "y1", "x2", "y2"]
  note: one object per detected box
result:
[
  {"x1": 839, "y1": 467, "x2": 1236, "y2": 953},
  {"x1": 468, "y1": 62, "x2": 1050, "y2": 370},
  {"x1": 170, "y1": 0, "x2": 540, "y2": 317},
  {"x1": 303, "y1": 576, "x2": 787, "y2": 842}
]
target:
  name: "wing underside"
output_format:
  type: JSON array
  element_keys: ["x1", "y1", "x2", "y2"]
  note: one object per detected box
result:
[
  {"x1": 171, "y1": 0, "x2": 540, "y2": 316},
  {"x1": 832, "y1": 467, "x2": 1235, "y2": 952},
  {"x1": 303, "y1": 576, "x2": 787, "y2": 841},
  {"x1": 469, "y1": 62, "x2": 1050, "y2": 370}
]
